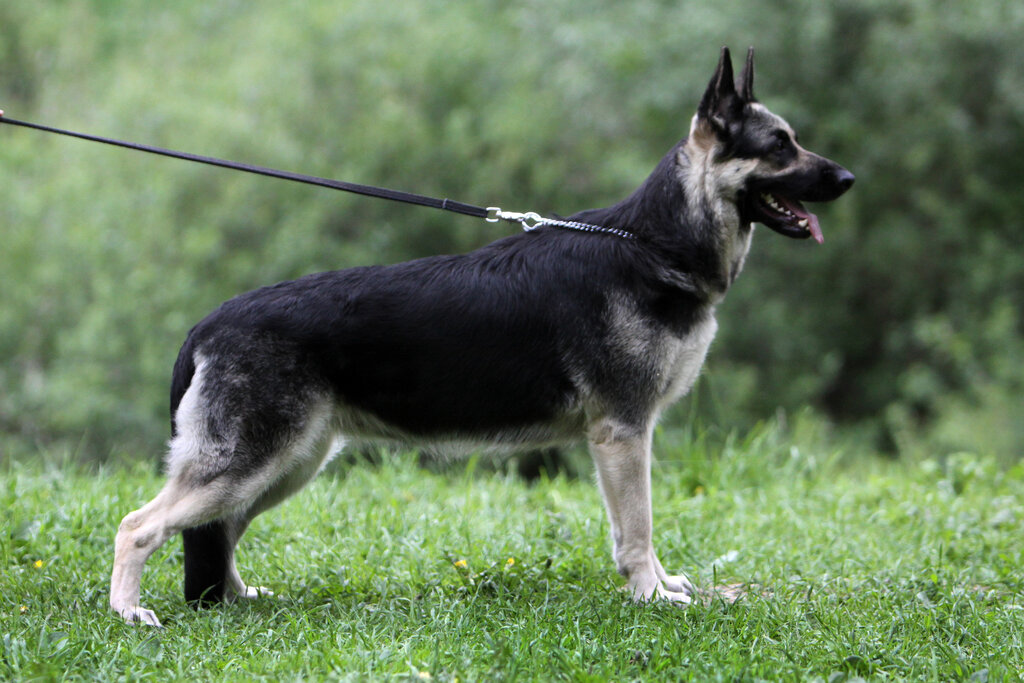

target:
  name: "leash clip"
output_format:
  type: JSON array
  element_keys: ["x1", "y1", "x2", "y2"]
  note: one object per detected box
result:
[{"x1": 486, "y1": 207, "x2": 545, "y2": 231}]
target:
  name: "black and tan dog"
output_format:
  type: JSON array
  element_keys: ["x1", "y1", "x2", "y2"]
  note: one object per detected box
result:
[{"x1": 111, "y1": 47, "x2": 853, "y2": 626}]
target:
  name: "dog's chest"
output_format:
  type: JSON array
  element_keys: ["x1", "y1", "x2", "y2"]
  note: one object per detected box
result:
[
  {"x1": 606, "y1": 295, "x2": 718, "y2": 407},
  {"x1": 654, "y1": 313, "x2": 718, "y2": 405}
]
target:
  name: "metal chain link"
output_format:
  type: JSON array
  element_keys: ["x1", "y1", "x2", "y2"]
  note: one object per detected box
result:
[{"x1": 486, "y1": 207, "x2": 635, "y2": 240}]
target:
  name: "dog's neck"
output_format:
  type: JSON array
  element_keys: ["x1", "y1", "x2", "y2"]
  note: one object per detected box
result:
[
  {"x1": 570, "y1": 138, "x2": 754, "y2": 302},
  {"x1": 676, "y1": 134, "x2": 755, "y2": 297}
]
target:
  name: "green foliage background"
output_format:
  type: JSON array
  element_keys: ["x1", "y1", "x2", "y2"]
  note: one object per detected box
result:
[{"x1": 1, "y1": 0, "x2": 1022, "y2": 462}]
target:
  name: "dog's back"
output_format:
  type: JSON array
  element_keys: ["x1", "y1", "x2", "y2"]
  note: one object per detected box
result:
[{"x1": 173, "y1": 228, "x2": 689, "y2": 444}]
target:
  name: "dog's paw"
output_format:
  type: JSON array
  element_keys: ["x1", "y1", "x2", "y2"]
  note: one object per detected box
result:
[
  {"x1": 626, "y1": 575, "x2": 693, "y2": 605},
  {"x1": 226, "y1": 585, "x2": 274, "y2": 603},
  {"x1": 239, "y1": 585, "x2": 273, "y2": 600},
  {"x1": 652, "y1": 553, "x2": 695, "y2": 596},
  {"x1": 117, "y1": 605, "x2": 163, "y2": 627}
]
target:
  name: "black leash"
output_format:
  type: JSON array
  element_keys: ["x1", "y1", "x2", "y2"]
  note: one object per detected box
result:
[
  {"x1": 0, "y1": 111, "x2": 488, "y2": 218},
  {"x1": 0, "y1": 110, "x2": 635, "y2": 239}
]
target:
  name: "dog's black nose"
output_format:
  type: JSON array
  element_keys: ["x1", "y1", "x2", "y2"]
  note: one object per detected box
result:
[{"x1": 834, "y1": 167, "x2": 855, "y2": 191}]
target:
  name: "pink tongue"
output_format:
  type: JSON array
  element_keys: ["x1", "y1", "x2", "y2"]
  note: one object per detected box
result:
[
  {"x1": 774, "y1": 195, "x2": 824, "y2": 245},
  {"x1": 806, "y1": 213, "x2": 824, "y2": 245}
]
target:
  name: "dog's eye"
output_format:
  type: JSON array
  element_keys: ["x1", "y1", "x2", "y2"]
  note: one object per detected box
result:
[{"x1": 774, "y1": 134, "x2": 790, "y2": 152}]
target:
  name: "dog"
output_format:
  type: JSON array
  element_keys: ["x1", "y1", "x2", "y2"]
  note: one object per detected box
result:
[{"x1": 110, "y1": 47, "x2": 853, "y2": 626}]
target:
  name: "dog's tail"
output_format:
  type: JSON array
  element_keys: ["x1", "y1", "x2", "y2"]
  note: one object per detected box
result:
[
  {"x1": 169, "y1": 331, "x2": 197, "y2": 438},
  {"x1": 170, "y1": 331, "x2": 233, "y2": 606}
]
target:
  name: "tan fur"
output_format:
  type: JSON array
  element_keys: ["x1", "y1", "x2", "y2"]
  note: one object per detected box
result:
[{"x1": 680, "y1": 126, "x2": 756, "y2": 298}]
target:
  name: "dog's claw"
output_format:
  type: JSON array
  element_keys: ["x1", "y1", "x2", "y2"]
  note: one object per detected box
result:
[
  {"x1": 660, "y1": 573, "x2": 696, "y2": 596},
  {"x1": 627, "y1": 582, "x2": 694, "y2": 605},
  {"x1": 655, "y1": 587, "x2": 693, "y2": 604}
]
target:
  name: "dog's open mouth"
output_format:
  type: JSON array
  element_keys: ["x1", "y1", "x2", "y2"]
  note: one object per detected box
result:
[{"x1": 751, "y1": 192, "x2": 824, "y2": 244}]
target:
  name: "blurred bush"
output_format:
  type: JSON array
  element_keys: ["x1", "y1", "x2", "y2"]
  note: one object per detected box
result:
[{"x1": 1, "y1": 0, "x2": 1021, "y2": 461}]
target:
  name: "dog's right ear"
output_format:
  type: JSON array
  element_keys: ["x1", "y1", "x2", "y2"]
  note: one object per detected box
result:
[
  {"x1": 737, "y1": 46, "x2": 755, "y2": 102},
  {"x1": 694, "y1": 47, "x2": 745, "y2": 141}
]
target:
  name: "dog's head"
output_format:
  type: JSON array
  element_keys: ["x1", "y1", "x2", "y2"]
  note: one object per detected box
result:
[{"x1": 689, "y1": 47, "x2": 854, "y2": 243}]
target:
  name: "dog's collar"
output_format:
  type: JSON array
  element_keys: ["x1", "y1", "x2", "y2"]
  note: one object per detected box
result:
[{"x1": 487, "y1": 208, "x2": 636, "y2": 240}]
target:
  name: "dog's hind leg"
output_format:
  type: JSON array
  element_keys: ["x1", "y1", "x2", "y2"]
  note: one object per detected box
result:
[
  {"x1": 220, "y1": 516, "x2": 266, "y2": 602},
  {"x1": 111, "y1": 345, "x2": 338, "y2": 626},
  {"x1": 110, "y1": 474, "x2": 246, "y2": 626},
  {"x1": 183, "y1": 514, "x2": 274, "y2": 605},
  {"x1": 181, "y1": 516, "x2": 257, "y2": 607},
  {"x1": 174, "y1": 395, "x2": 340, "y2": 606},
  {"x1": 182, "y1": 431, "x2": 343, "y2": 608},
  {"x1": 588, "y1": 418, "x2": 692, "y2": 604},
  {"x1": 112, "y1": 427, "x2": 339, "y2": 625}
]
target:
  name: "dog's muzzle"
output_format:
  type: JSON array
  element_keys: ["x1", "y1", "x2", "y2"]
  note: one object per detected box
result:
[{"x1": 747, "y1": 160, "x2": 854, "y2": 244}]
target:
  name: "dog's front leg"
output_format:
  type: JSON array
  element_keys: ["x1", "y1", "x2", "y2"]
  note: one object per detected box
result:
[{"x1": 588, "y1": 419, "x2": 692, "y2": 604}]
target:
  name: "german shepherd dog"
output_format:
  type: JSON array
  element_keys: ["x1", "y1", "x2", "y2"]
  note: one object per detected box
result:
[{"x1": 111, "y1": 47, "x2": 853, "y2": 626}]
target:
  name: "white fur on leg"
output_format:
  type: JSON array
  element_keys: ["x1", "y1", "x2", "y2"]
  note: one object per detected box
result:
[
  {"x1": 110, "y1": 519, "x2": 163, "y2": 627},
  {"x1": 110, "y1": 505, "x2": 171, "y2": 627},
  {"x1": 110, "y1": 475, "x2": 238, "y2": 626},
  {"x1": 589, "y1": 418, "x2": 691, "y2": 606}
]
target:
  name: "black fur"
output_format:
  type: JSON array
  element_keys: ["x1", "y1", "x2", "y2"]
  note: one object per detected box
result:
[
  {"x1": 182, "y1": 521, "x2": 231, "y2": 606},
  {"x1": 177, "y1": 143, "x2": 725, "y2": 437}
]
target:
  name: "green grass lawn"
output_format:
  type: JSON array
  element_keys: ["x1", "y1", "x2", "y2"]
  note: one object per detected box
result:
[{"x1": 3, "y1": 424, "x2": 1023, "y2": 681}]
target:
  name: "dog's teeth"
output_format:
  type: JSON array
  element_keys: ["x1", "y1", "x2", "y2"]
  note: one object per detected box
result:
[{"x1": 798, "y1": 219, "x2": 808, "y2": 228}]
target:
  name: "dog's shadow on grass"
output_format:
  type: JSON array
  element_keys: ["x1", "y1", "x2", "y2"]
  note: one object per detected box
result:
[{"x1": 696, "y1": 582, "x2": 769, "y2": 606}]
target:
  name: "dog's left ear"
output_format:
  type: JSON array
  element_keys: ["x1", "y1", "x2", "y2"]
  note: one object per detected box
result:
[
  {"x1": 738, "y1": 46, "x2": 755, "y2": 102},
  {"x1": 695, "y1": 46, "x2": 746, "y2": 140}
]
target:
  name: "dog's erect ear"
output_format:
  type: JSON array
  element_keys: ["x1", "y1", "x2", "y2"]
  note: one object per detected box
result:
[
  {"x1": 696, "y1": 46, "x2": 745, "y2": 139},
  {"x1": 738, "y1": 47, "x2": 755, "y2": 102}
]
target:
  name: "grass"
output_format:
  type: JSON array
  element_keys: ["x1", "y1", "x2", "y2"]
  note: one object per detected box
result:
[{"x1": 2, "y1": 422, "x2": 1023, "y2": 681}]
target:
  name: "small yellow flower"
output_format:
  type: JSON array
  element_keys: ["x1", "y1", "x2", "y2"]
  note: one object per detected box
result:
[
  {"x1": 33, "y1": 560, "x2": 44, "y2": 569},
  {"x1": 20, "y1": 605, "x2": 28, "y2": 614},
  {"x1": 417, "y1": 671, "x2": 432, "y2": 679},
  {"x1": 453, "y1": 559, "x2": 467, "y2": 569},
  {"x1": 506, "y1": 557, "x2": 515, "y2": 566}
]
